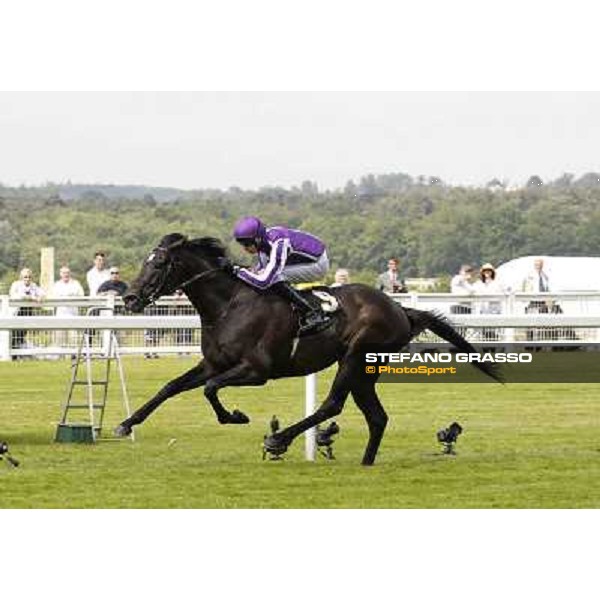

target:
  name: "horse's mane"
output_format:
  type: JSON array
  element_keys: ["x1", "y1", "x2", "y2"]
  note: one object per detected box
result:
[
  {"x1": 158, "y1": 233, "x2": 228, "y2": 262},
  {"x1": 187, "y1": 236, "x2": 228, "y2": 259}
]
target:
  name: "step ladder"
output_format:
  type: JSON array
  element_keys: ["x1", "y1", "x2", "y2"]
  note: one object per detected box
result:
[{"x1": 56, "y1": 306, "x2": 134, "y2": 443}]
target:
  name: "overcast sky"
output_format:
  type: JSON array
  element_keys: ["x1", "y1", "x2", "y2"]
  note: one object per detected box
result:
[{"x1": 1, "y1": 91, "x2": 599, "y2": 190}]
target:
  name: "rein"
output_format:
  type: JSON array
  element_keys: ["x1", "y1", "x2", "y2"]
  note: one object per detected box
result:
[
  {"x1": 147, "y1": 262, "x2": 223, "y2": 304},
  {"x1": 178, "y1": 267, "x2": 223, "y2": 290},
  {"x1": 176, "y1": 265, "x2": 243, "y2": 329}
]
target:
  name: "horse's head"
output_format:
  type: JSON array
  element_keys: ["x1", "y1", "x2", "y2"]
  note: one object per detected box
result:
[{"x1": 124, "y1": 233, "x2": 228, "y2": 313}]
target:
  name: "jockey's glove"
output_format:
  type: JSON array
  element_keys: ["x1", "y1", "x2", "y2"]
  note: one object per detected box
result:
[{"x1": 217, "y1": 256, "x2": 241, "y2": 275}]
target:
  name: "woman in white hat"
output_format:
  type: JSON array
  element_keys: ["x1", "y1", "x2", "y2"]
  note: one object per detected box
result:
[{"x1": 473, "y1": 263, "x2": 505, "y2": 314}]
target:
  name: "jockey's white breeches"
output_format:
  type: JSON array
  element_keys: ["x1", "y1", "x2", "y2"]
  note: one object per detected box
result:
[{"x1": 280, "y1": 251, "x2": 330, "y2": 284}]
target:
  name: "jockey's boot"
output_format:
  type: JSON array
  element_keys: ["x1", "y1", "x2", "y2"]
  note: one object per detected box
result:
[{"x1": 271, "y1": 282, "x2": 332, "y2": 335}]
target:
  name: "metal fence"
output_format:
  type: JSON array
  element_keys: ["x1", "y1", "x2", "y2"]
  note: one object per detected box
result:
[
  {"x1": 392, "y1": 291, "x2": 600, "y2": 315},
  {"x1": 0, "y1": 295, "x2": 200, "y2": 360},
  {"x1": 392, "y1": 291, "x2": 600, "y2": 346},
  {"x1": 3, "y1": 291, "x2": 600, "y2": 360}
]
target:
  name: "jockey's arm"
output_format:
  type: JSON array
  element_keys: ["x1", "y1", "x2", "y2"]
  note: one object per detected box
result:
[{"x1": 237, "y1": 238, "x2": 290, "y2": 290}]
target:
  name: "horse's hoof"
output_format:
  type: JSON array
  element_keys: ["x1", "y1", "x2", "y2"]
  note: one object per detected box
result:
[
  {"x1": 114, "y1": 423, "x2": 132, "y2": 437},
  {"x1": 230, "y1": 409, "x2": 250, "y2": 424},
  {"x1": 219, "y1": 410, "x2": 250, "y2": 425},
  {"x1": 263, "y1": 434, "x2": 289, "y2": 458}
]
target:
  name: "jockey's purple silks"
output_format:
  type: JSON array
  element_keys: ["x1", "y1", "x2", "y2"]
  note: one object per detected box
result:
[{"x1": 233, "y1": 217, "x2": 327, "y2": 290}]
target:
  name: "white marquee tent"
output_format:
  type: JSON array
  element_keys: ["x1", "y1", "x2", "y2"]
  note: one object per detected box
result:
[{"x1": 495, "y1": 256, "x2": 600, "y2": 292}]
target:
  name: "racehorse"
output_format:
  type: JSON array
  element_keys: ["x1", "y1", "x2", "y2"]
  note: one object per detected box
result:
[{"x1": 118, "y1": 233, "x2": 502, "y2": 465}]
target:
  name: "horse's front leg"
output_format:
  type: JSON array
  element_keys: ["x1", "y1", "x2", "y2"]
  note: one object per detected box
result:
[
  {"x1": 263, "y1": 355, "x2": 358, "y2": 457},
  {"x1": 204, "y1": 362, "x2": 268, "y2": 425},
  {"x1": 115, "y1": 361, "x2": 209, "y2": 436}
]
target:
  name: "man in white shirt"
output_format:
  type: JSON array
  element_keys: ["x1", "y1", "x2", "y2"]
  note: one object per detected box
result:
[
  {"x1": 51, "y1": 266, "x2": 84, "y2": 348},
  {"x1": 522, "y1": 258, "x2": 550, "y2": 293},
  {"x1": 522, "y1": 257, "x2": 552, "y2": 313},
  {"x1": 86, "y1": 251, "x2": 110, "y2": 296},
  {"x1": 9, "y1": 268, "x2": 45, "y2": 350},
  {"x1": 9, "y1": 268, "x2": 45, "y2": 305},
  {"x1": 52, "y1": 266, "x2": 85, "y2": 316}
]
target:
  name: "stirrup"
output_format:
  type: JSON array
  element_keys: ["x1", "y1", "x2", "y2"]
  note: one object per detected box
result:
[{"x1": 298, "y1": 311, "x2": 332, "y2": 335}]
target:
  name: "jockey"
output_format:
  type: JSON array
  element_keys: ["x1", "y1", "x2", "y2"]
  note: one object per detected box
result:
[{"x1": 231, "y1": 216, "x2": 331, "y2": 334}]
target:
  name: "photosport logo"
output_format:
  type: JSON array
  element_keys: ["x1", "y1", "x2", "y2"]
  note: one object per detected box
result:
[
  {"x1": 365, "y1": 363, "x2": 459, "y2": 377},
  {"x1": 362, "y1": 344, "x2": 600, "y2": 383}
]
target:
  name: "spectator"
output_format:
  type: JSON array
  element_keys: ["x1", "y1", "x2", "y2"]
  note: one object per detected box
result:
[
  {"x1": 97, "y1": 267, "x2": 128, "y2": 297},
  {"x1": 9, "y1": 268, "x2": 45, "y2": 305},
  {"x1": 97, "y1": 266, "x2": 129, "y2": 335},
  {"x1": 376, "y1": 258, "x2": 407, "y2": 294},
  {"x1": 473, "y1": 263, "x2": 505, "y2": 315},
  {"x1": 94, "y1": 267, "x2": 128, "y2": 347},
  {"x1": 331, "y1": 268, "x2": 350, "y2": 287},
  {"x1": 86, "y1": 251, "x2": 110, "y2": 296},
  {"x1": 450, "y1": 264, "x2": 475, "y2": 314},
  {"x1": 9, "y1": 268, "x2": 45, "y2": 351},
  {"x1": 473, "y1": 262, "x2": 506, "y2": 341},
  {"x1": 52, "y1": 266, "x2": 85, "y2": 315},
  {"x1": 522, "y1": 257, "x2": 553, "y2": 313},
  {"x1": 51, "y1": 266, "x2": 85, "y2": 349}
]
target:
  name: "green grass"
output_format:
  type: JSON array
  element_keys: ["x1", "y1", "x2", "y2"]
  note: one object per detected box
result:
[{"x1": 1, "y1": 357, "x2": 600, "y2": 508}]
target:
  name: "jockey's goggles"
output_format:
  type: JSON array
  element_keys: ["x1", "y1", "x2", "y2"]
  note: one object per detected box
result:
[{"x1": 236, "y1": 238, "x2": 257, "y2": 247}]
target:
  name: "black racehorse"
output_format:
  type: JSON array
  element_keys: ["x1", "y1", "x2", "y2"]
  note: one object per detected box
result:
[{"x1": 118, "y1": 233, "x2": 502, "y2": 465}]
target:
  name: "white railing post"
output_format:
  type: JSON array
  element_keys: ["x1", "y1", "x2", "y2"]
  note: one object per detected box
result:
[
  {"x1": 305, "y1": 373, "x2": 317, "y2": 461},
  {"x1": 506, "y1": 292, "x2": 516, "y2": 342},
  {"x1": 0, "y1": 295, "x2": 10, "y2": 361},
  {"x1": 101, "y1": 295, "x2": 115, "y2": 356}
]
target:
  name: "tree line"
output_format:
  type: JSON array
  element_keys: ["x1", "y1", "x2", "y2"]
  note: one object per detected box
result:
[{"x1": 1, "y1": 171, "x2": 600, "y2": 291}]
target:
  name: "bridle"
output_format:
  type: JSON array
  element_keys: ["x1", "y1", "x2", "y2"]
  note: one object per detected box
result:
[
  {"x1": 143, "y1": 238, "x2": 242, "y2": 328},
  {"x1": 145, "y1": 239, "x2": 223, "y2": 305}
]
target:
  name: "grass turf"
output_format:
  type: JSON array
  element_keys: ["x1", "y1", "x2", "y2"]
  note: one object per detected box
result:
[{"x1": 1, "y1": 357, "x2": 600, "y2": 508}]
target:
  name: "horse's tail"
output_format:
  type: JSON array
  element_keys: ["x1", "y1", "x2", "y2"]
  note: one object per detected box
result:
[{"x1": 402, "y1": 306, "x2": 505, "y2": 384}]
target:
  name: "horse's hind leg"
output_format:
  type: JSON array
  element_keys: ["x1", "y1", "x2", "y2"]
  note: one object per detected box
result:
[
  {"x1": 115, "y1": 361, "x2": 208, "y2": 436},
  {"x1": 351, "y1": 381, "x2": 388, "y2": 466}
]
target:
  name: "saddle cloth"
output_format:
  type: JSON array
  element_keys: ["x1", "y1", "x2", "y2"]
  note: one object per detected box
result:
[{"x1": 299, "y1": 286, "x2": 340, "y2": 313}]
